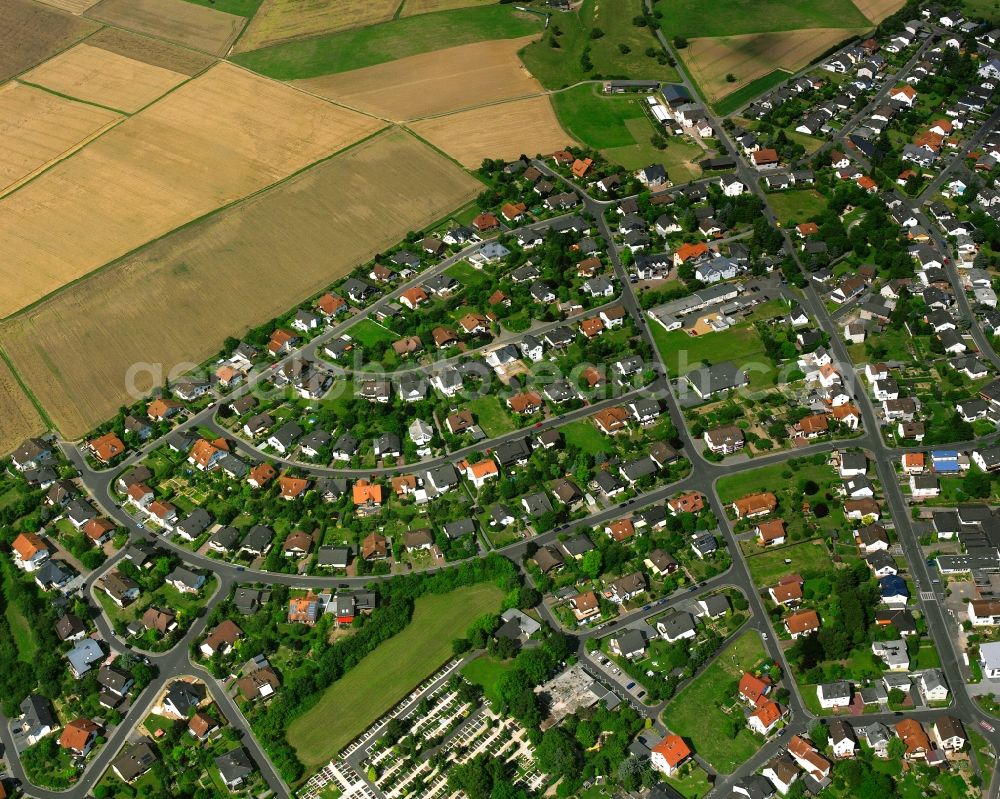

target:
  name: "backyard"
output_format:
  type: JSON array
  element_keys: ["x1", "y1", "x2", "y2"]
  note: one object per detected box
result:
[
  {"x1": 286, "y1": 583, "x2": 505, "y2": 765},
  {"x1": 661, "y1": 631, "x2": 769, "y2": 773},
  {"x1": 766, "y1": 189, "x2": 828, "y2": 227}
]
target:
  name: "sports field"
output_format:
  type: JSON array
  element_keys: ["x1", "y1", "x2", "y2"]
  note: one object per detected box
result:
[
  {"x1": 23, "y1": 43, "x2": 190, "y2": 113},
  {"x1": 235, "y1": 0, "x2": 401, "y2": 53},
  {"x1": 85, "y1": 0, "x2": 246, "y2": 56},
  {"x1": 0, "y1": 355, "x2": 44, "y2": 456},
  {"x1": 661, "y1": 631, "x2": 767, "y2": 773},
  {"x1": 658, "y1": 0, "x2": 870, "y2": 38},
  {"x1": 287, "y1": 583, "x2": 504, "y2": 764},
  {"x1": 232, "y1": 5, "x2": 542, "y2": 79},
  {"x1": 686, "y1": 27, "x2": 866, "y2": 103},
  {"x1": 0, "y1": 62, "x2": 382, "y2": 318},
  {"x1": 0, "y1": 83, "x2": 120, "y2": 196},
  {"x1": 410, "y1": 95, "x2": 571, "y2": 167},
  {"x1": 0, "y1": 0, "x2": 100, "y2": 82},
  {"x1": 1, "y1": 128, "x2": 481, "y2": 437},
  {"x1": 295, "y1": 36, "x2": 543, "y2": 121}
]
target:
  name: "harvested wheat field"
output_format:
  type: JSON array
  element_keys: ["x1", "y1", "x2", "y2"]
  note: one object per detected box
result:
[
  {"x1": 0, "y1": 356, "x2": 44, "y2": 455},
  {"x1": 409, "y1": 95, "x2": 573, "y2": 167},
  {"x1": 85, "y1": 0, "x2": 245, "y2": 56},
  {"x1": 295, "y1": 36, "x2": 542, "y2": 121},
  {"x1": 0, "y1": 62, "x2": 382, "y2": 318},
  {"x1": 235, "y1": 0, "x2": 400, "y2": 53},
  {"x1": 1, "y1": 128, "x2": 481, "y2": 437},
  {"x1": 23, "y1": 43, "x2": 191, "y2": 113},
  {"x1": 0, "y1": 0, "x2": 100, "y2": 82},
  {"x1": 686, "y1": 28, "x2": 866, "y2": 102},
  {"x1": 0, "y1": 82, "x2": 120, "y2": 196},
  {"x1": 86, "y1": 27, "x2": 215, "y2": 76},
  {"x1": 400, "y1": 0, "x2": 495, "y2": 16},
  {"x1": 34, "y1": 0, "x2": 101, "y2": 13},
  {"x1": 852, "y1": 0, "x2": 906, "y2": 23}
]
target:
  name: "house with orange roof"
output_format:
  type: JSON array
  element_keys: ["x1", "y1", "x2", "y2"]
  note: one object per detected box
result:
[
  {"x1": 857, "y1": 175, "x2": 877, "y2": 193},
  {"x1": 353, "y1": 479, "x2": 383, "y2": 509},
  {"x1": 831, "y1": 403, "x2": 860, "y2": 429},
  {"x1": 571, "y1": 157, "x2": 594, "y2": 178},
  {"x1": 592, "y1": 406, "x2": 630, "y2": 434},
  {"x1": 148, "y1": 500, "x2": 177, "y2": 530},
  {"x1": 768, "y1": 575, "x2": 804, "y2": 605},
  {"x1": 147, "y1": 398, "x2": 182, "y2": 421},
  {"x1": 605, "y1": 519, "x2": 635, "y2": 542},
  {"x1": 650, "y1": 734, "x2": 691, "y2": 776},
  {"x1": 12, "y1": 532, "x2": 49, "y2": 571},
  {"x1": 287, "y1": 595, "x2": 320, "y2": 625},
  {"x1": 901, "y1": 452, "x2": 925, "y2": 474},
  {"x1": 785, "y1": 609, "x2": 821, "y2": 638},
  {"x1": 748, "y1": 700, "x2": 784, "y2": 735},
  {"x1": 672, "y1": 241, "x2": 709, "y2": 266},
  {"x1": 279, "y1": 475, "x2": 309, "y2": 500},
  {"x1": 552, "y1": 149, "x2": 574, "y2": 165},
  {"x1": 464, "y1": 459, "x2": 499, "y2": 489},
  {"x1": 752, "y1": 148, "x2": 780, "y2": 169},
  {"x1": 459, "y1": 312, "x2": 491, "y2": 336},
  {"x1": 739, "y1": 672, "x2": 772, "y2": 706},
  {"x1": 89, "y1": 432, "x2": 126, "y2": 464},
  {"x1": 188, "y1": 438, "x2": 225, "y2": 471},
  {"x1": 570, "y1": 590, "x2": 600, "y2": 621},
  {"x1": 502, "y1": 201, "x2": 527, "y2": 222},
  {"x1": 507, "y1": 391, "x2": 543, "y2": 414},
  {"x1": 796, "y1": 222, "x2": 819, "y2": 237},
  {"x1": 84, "y1": 518, "x2": 116, "y2": 546},
  {"x1": 668, "y1": 491, "x2": 704, "y2": 514},
  {"x1": 890, "y1": 85, "x2": 917, "y2": 106},
  {"x1": 248, "y1": 463, "x2": 276, "y2": 489},
  {"x1": 755, "y1": 519, "x2": 787, "y2": 546},
  {"x1": 391, "y1": 474, "x2": 418, "y2": 497},
  {"x1": 894, "y1": 719, "x2": 931, "y2": 760},
  {"x1": 59, "y1": 719, "x2": 101, "y2": 757},
  {"x1": 580, "y1": 317, "x2": 605, "y2": 338},
  {"x1": 316, "y1": 292, "x2": 346, "y2": 318},
  {"x1": 400, "y1": 287, "x2": 428, "y2": 310},
  {"x1": 788, "y1": 734, "x2": 831, "y2": 779},
  {"x1": 929, "y1": 119, "x2": 953, "y2": 136},
  {"x1": 472, "y1": 212, "x2": 499, "y2": 232},
  {"x1": 732, "y1": 492, "x2": 778, "y2": 519},
  {"x1": 267, "y1": 328, "x2": 298, "y2": 356},
  {"x1": 215, "y1": 364, "x2": 241, "y2": 388},
  {"x1": 793, "y1": 413, "x2": 830, "y2": 439}
]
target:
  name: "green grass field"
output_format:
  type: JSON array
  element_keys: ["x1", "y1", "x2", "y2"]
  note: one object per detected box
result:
[
  {"x1": 744, "y1": 540, "x2": 832, "y2": 586},
  {"x1": 716, "y1": 460, "x2": 830, "y2": 503},
  {"x1": 287, "y1": 583, "x2": 504, "y2": 764},
  {"x1": 461, "y1": 654, "x2": 516, "y2": 704},
  {"x1": 713, "y1": 70, "x2": 790, "y2": 115},
  {"x1": 651, "y1": 319, "x2": 775, "y2": 391},
  {"x1": 349, "y1": 319, "x2": 399, "y2": 349},
  {"x1": 551, "y1": 85, "x2": 648, "y2": 149},
  {"x1": 603, "y1": 120, "x2": 705, "y2": 179},
  {"x1": 658, "y1": 0, "x2": 870, "y2": 38},
  {"x1": 466, "y1": 396, "x2": 516, "y2": 437},
  {"x1": 562, "y1": 420, "x2": 612, "y2": 455},
  {"x1": 5, "y1": 598, "x2": 36, "y2": 662},
  {"x1": 520, "y1": 0, "x2": 678, "y2": 89},
  {"x1": 661, "y1": 631, "x2": 767, "y2": 773},
  {"x1": 767, "y1": 189, "x2": 828, "y2": 227},
  {"x1": 231, "y1": 5, "x2": 542, "y2": 79}
]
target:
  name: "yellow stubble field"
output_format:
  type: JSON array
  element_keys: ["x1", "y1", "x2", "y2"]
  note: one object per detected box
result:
[
  {"x1": 0, "y1": 62, "x2": 384, "y2": 318},
  {"x1": 409, "y1": 95, "x2": 573, "y2": 167},
  {"x1": 0, "y1": 82, "x2": 121, "y2": 196},
  {"x1": 0, "y1": 355, "x2": 44, "y2": 456},
  {"x1": 0, "y1": 128, "x2": 482, "y2": 438},
  {"x1": 234, "y1": 0, "x2": 401, "y2": 53},
  {"x1": 23, "y1": 43, "x2": 191, "y2": 113},
  {"x1": 295, "y1": 36, "x2": 543, "y2": 121},
  {"x1": 85, "y1": 0, "x2": 246, "y2": 56},
  {"x1": 852, "y1": 0, "x2": 906, "y2": 23},
  {"x1": 400, "y1": 0, "x2": 496, "y2": 16}
]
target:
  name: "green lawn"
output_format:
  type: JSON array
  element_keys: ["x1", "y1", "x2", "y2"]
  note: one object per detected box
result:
[
  {"x1": 651, "y1": 319, "x2": 775, "y2": 391},
  {"x1": 231, "y1": 5, "x2": 542, "y2": 79},
  {"x1": 520, "y1": 0, "x2": 678, "y2": 89},
  {"x1": 5, "y1": 597, "x2": 36, "y2": 662},
  {"x1": 766, "y1": 189, "x2": 828, "y2": 227},
  {"x1": 658, "y1": 0, "x2": 870, "y2": 38},
  {"x1": 466, "y1": 395, "x2": 516, "y2": 437},
  {"x1": 661, "y1": 631, "x2": 767, "y2": 773},
  {"x1": 348, "y1": 319, "x2": 399, "y2": 349},
  {"x1": 664, "y1": 765, "x2": 713, "y2": 799},
  {"x1": 551, "y1": 84, "x2": 650, "y2": 149},
  {"x1": 744, "y1": 540, "x2": 832, "y2": 586},
  {"x1": 461, "y1": 654, "x2": 517, "y2": 704},
  {"x1": 287, "y1": 583, "x2": 504, "y2": 764},
  {"x1": 713, "y1": 70, "x2": 790, "y2": 115},
  {"x1": 603, "y1": 120, "x2": 705, "y2": 179},
  {"x1": 914, "y1": 641, "x2": 941, "y2": 670},
  {"x1": 181, "y1": 0, "x2": 262, "y2": 15},
  {"x1": 717, "y1": 460, "x2": 829, "y2": 503},
  {"x1": 562, "y1": 420, "x2": 612, "y2": 455}
]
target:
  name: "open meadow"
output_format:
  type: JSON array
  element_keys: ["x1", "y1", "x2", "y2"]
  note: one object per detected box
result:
[
  {"x1": 295, "y1": 36, "x2": 543, "y2": 121},
  {"x1": 0, "y1": 82, "x2": 120, "y2": 196},
  {"x1": 0, "y1": 128, "x2": 481, "y2": 437},
  {"x1": 0, "y1": 62, "x2": 382, "y2": 318},
  {"x1": 0, "y1": 0, "x2": 100, "y2": 81},
  {"x1": 686, "y1": 27, "x2": 866, "y2": 103},
  {"x1": 23, "y1": 43, "x2": 191, "y2": 113},
  {"x1": 85, "y1": 0, "x2": 246, "y2": 56},
  {"x1": 0, "y1": 356, "x2": 44, "y2": 456},
  {"x1": 410, "y1": 95, "x2": 572, "y2": 167},
  {"x1": 231, "y1": 5, "x2": 542, "y2": 79},
  {"x1": 234, "y1": 0, "x2": 401, "y2": 53},
  {"x1": 658, "y1": 0, "x2": 870, "y2": 38},
  {"x1": 287, "y1": 583, "x2": 504, "y2": 765}
]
